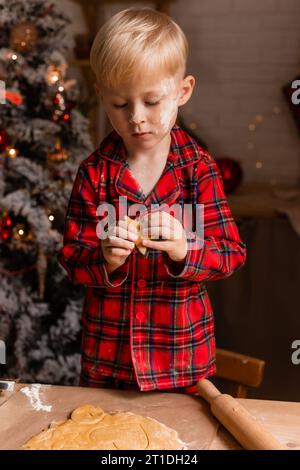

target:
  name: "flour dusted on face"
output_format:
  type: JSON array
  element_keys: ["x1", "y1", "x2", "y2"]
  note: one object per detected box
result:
[
  {"x1": 159, "y1": 77, "x2": 176, "y2": 96},
  {"x1": 157, "y1": 78, "x2": 180, "y2": 132},
  {"x1": 20, "y1": 384, "x2": 52, "y2": 413}
]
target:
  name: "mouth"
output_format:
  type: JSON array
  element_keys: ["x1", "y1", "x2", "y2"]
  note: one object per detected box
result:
[{"x1": 132, "y1": 132, "x2": 151, "y2": 137}]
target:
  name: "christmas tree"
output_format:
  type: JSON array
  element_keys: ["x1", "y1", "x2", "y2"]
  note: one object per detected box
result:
[{"x1": 0, "y1": 0, "x2": 93, "y2": 384}]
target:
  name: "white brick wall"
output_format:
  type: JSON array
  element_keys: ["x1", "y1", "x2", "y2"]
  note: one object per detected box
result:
[
  {"x1": 172, "y1": 0, "x2": 300, "y2": 186},
  {"x1": 65, "y1": 0, "x2": 300, "y2": 186}
]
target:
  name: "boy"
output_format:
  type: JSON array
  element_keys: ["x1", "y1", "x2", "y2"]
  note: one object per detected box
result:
[{"x1": 58, "y1": 8, "x2": 246, "y2": 394}]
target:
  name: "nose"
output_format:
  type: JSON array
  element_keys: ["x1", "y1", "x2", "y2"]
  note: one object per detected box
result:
[{"x1": 128, "y1": 104, "x2": 146, "y2": 125}]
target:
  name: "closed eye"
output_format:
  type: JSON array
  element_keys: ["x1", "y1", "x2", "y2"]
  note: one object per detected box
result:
[{"x1": 113, "y1": 101, "x2": 160, "y2": 109}]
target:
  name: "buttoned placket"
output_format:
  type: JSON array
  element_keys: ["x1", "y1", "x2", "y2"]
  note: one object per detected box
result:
[{"x1": 98, "y1": 128, "x2": 202, "y2": 390}]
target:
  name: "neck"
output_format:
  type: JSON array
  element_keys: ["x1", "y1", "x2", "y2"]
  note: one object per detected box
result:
[{"x1": 125, "y1": 133, "x2": 171, "y2": 163}]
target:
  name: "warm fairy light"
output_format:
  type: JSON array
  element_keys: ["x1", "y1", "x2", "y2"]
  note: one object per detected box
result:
[
  {"x1": 18, "y1": 228, "x2": 24, "y2": 236},
  {"x1": 46, "y1": 65, "x2": 63, "y2": 86},
  {"x1": 8, "y1": 147, "x2": 17, "y2": 158},
  {"x1": 246, "y1": 106, "x2": 282, "y2": 160},
  {"x1": 11, "y1": 54, "x2": 18, "y2": 61},
  {"x1": 58, "y1": 86, "x2": 64, "y2": 92},
  {"x1": 49, "y1": 214, "x2": 54, "y2": 222},
  {"x1": 50, "y1": 72, "x2": 59, "y2": 84}
]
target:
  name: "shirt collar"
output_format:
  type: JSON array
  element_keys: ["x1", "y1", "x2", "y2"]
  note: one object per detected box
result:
[{"x1": 97, "y1": 124, "x2": 202, "y2": 169}]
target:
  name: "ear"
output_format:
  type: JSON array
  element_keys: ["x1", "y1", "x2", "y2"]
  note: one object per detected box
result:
[{"x1": 178, "y1": 75, "x2": 196, "y2": 107}]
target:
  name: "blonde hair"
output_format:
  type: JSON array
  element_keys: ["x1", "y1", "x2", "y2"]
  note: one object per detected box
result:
[{"x1": 90, "y1": 7, "x2": 189, "y2": 89}]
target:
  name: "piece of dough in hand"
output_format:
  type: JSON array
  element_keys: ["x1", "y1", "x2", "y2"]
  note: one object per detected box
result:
[{"x1": 125, "y1": 215, "x2": 148, "y2": 255}]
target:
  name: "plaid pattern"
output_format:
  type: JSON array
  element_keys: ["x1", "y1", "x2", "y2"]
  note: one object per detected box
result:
[{"x1": 58, "y1": 125, "x2": 246, "y2": 391}]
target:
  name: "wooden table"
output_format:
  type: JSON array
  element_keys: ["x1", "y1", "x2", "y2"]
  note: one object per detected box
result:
[{"x1": 0, "y1": 383, "x2": 299, "y2": 450}]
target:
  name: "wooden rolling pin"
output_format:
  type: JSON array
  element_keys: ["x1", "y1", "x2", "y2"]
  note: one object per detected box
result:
[{"x1": 197, "y1": 379, "x2": 286, "y2": 450}]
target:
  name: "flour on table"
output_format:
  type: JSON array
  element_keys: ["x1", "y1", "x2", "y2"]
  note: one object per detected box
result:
[{"x1": 20, "y1": 384, "x2": 52, "y2": 412}]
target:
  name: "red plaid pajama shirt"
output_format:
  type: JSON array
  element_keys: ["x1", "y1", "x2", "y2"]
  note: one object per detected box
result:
[{"x1": 58, "y1": 124, "x2": 246, "y2": 393}]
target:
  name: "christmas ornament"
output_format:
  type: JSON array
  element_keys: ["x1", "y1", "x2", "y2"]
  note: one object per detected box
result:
[
  {"x1": 0, "y1": 210, "x2": 12, "y2": 241},
  {"x1": 48, "y1": 140, "x2": 69, "y2": 163},
  {"x1": 215, "y1": 157, "x2": 243, "y2": 194},
  {"x1": 52, "y1": 90, "x2": 66, "y2": 121},
  {"x1": 283, "y1": 76, "x2": 300, "y2": 136},
  {"x1": 10, "y1": 22, "x2": 38, "y2": 53},
  {"x1": 52, "y1": 90, "x2": 75, "y2": 123},
  {"x1": 0, "y1": 129, "x2": 10, "y2": 152},
  {"x1": 4, "y1": 90, "x2": 24, "y2": 106}
]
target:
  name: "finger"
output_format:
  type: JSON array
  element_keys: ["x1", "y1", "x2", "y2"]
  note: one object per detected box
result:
[
  {"x1": 141, "y1": 225, "x2": 174, "y2": 240},
  {"x1": 139, "y1": 212, "x2": 160, "y2": 229},
  {"x1": 107, "y1": 220, "x2": 136, "y2": 236},
  {"x1": 141, "y1": 211, "x2": 176, "y2": 232},
  {"x1": 141, "y1": 239, "x2": 172, "y2": 251},
  {"x1": 119, "y1": 219, "x2": 138, "y2": 235},
  {"x1": 107, "y1": 223, "x2": 138, "y2": 242},
  {"x1": 106, "y1": 247, "x2": 132, "y2": 256},
  {"x1": 115, "y1": 225, "x2": 138, "y2": 242},
  {"x1": 121, "y1": 218, "x2": 140, "y2": 240},
  {"x1": 142, "y1": 220, "x2": 179, "y2": 238},
  {"x1": 107, "y1": 235, "x2": 135, "y2": 251},
  {"x1": 149, "y1": 222, "x2": 183, "y2": 241}
]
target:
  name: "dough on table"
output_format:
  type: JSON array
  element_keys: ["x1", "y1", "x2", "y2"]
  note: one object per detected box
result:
[{"x1": 22, "y1": 404, "x2": 186, "y2": 450}]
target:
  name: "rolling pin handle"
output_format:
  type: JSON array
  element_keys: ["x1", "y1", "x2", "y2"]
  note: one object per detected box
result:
[
  {"x1": 197, "y1": 379, "x2": 221, "y2": 404},
  {"x1": 197, "y1": 379, "x2": 286, "y2": 450}
]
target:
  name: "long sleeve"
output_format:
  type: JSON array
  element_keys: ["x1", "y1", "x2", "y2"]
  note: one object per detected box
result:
[
  {"x1": 57, "y1": 162, "x2": 130, "y2": 288},
  {"x1": 164, "y1": 155, "x2": 246, "y2": 281}
]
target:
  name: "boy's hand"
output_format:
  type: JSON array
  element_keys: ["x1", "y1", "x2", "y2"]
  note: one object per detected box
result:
[
  {"x1": 101, "y1": 219, "x2": 138, "y2": 271},
  {"x1": 140, "y1": 211, "x2": 188, "y2": 262}
]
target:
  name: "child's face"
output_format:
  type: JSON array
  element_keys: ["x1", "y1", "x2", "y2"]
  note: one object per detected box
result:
[{"x1": 97, "y1": 73, "x2": 195, "y2": 151}]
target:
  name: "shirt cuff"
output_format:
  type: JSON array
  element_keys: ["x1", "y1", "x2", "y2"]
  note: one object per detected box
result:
[
  {"x1": 102, "y1": 258, "x2": 130, "y2": 287},
  {"x1": 163, "y1": 252, "x2": 187, "y2": 277},
  {"x1": 163, "y1": 236, "x2": 206, "y2": 279}
]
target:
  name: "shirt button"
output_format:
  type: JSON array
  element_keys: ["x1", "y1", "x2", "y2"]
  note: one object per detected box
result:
[
  {"x1": 136, "y1": 311, "x2": 145, "y2": 321},
  {"x1": 137, "y1": 279, "x2": 146, "y2": 288}
]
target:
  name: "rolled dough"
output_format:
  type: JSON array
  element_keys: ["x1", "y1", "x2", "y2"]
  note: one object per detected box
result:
[{"x1": 22, "y1": 404, "x2": 186, "y2": 450}]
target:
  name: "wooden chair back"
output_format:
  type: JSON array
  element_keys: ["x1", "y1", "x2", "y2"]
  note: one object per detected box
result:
[{"x1": 215, "y1": 348, "x2": 265, "y2": 398}]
